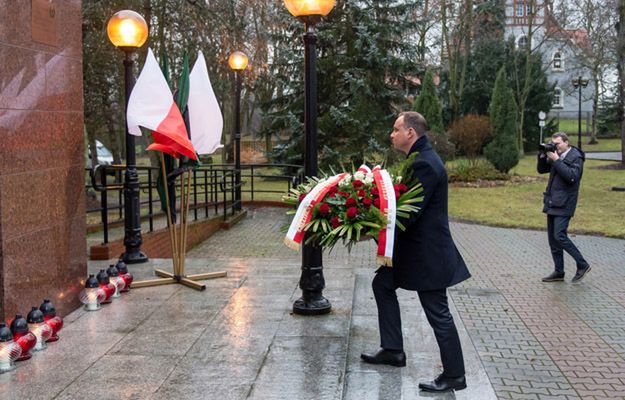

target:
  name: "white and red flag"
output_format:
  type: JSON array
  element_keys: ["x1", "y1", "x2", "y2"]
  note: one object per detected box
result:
[
  {"x1": 126, "y1": 48, "x2": 197, "y2": 160},
  {"x1": 188, "y1": 51, "x2": 224, "y2": 155}
]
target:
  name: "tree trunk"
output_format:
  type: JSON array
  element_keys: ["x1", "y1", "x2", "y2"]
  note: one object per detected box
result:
[{"x1": 617, "y1": 0, "x2": 625, "y2": 165}]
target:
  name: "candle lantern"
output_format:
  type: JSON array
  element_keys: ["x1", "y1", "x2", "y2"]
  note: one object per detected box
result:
[
  {"x1": 26, "y1": 307, "x2": 52, "y2": 351},
  {"x1": 106, "y1": 265, "x2": 125, "y2": 298},
  {"x1": 96, "y1": 269, "x2": 115, "y2": 304},
  {"x1": 0, "y1": 322, "x2": 21, "y2": 373},
  {"x1": 115, "y1": 259, "x2": 133, "y2": 291},
  {"x1": 80, "y1": 274, "x2": 105, "y2": 311},
  {"x1": 39, "y1": 299, "x2": 63, "y2": 342},
  {"x1": 10, "y1": 315, "x2": 36, "y2": 361}
]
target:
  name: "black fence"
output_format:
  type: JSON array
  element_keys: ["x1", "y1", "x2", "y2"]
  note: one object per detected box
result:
[{"x1": 87, "y1": 163, "x2": 303, "y2": 244}]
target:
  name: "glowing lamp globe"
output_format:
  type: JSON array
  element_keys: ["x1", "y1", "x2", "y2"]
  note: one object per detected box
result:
[
  {"x1": 284, "y1": 0, "x2": 336, "y2": 18},
  {"x1": 228, "y1": 52, "x2": 249, "y2": 71},
  {"x1": 80, "y1": 275, "x2": 105, "y2": 311},
  {"x1": 39, "y1": 299, "x2": 63, "y2": 342},
  {"x1": 97, "y1": 269, "x2": 115, "y2": 303},
  {"x1": 107, "y1": 10, "x2": 148, "y2": 49},
  {"x1": 115, "y1": 259, "x2": 133, "y2": 292},
  {"x1": 0, "y1": 323, "x2": 21, "y2": 374},
  {"x1": 9, "y1": 315, "x2": 36, "y2": 361},
  {"x1": 106, "y1": 265, "x2": 125, "y2": 298},
  {"x1": 27, "y1": 307, "x2": 52, "y2": 351}
]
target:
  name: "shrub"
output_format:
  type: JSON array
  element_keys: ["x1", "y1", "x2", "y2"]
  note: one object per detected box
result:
[
  {"x1": 428, "y1": 131, "x2": 456, "y2": 162},
  {"x1": 448, "y1": 115, "x2": 491, "y2": 161},
  {"x1": 447, "y1": 159, "x2": 509, "y2": 182}
]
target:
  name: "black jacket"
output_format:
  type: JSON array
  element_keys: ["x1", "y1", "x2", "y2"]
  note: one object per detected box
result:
[
  {"x1": 391, "y1": 136, "x2": 471, "y2": 291},
  {"x1": 537, "y1": 147, "x2": 584, "y2": 217}
]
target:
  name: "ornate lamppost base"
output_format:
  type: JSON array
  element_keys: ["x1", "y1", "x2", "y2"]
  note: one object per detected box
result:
[
  {"x1": 293, "y1": 292, "x2": 331, "y2": 315},
  {"x1": 121, "y1": 250, "x2": 148, "y2": 264}
]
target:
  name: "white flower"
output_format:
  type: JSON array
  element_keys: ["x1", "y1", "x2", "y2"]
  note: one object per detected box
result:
[
  {"x1": 364, "y1": 175, "x2": 374, "y2": 185},
  {"x1": 354, "y1": 171, "x2": 365, "y2": 181},
  {"x1": 395, "y1": 176, "x2": 402, "y2": 183},
  {"x1": 339, "y1": 174, "x2": 352, "y2": 187}
]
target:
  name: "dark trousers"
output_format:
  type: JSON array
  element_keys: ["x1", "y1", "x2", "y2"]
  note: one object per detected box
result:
[
  {"x1": 547, "y1": 215, "x2": 588, "y2": 274},
  {"x1": 372, "y1": 267, "x2": 465, "y2": 377}
]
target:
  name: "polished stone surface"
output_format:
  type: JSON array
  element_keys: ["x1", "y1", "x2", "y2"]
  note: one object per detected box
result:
[
  {"x1": 0, "y1": 0, "x2": 85, "y2": 319},
  {"x1": 0, "y1": 208, "x2": 497, "y2": 399}
]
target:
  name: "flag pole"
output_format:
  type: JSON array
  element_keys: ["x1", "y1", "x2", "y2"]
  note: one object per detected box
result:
[
  {"x1": 159, "y1": 153, "x2": 179, "y2": 274},
  {"x1": 181, "y1": 170, "x2": 193, "y2": 274}
]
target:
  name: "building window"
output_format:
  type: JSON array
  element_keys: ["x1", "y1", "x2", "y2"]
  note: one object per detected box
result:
[
  {"x1": 526, "y1": 3, "x2": 534, "y2": 15},
  {"x1": 516, "y1": 3, "x2": 524, "y2": 16},
  {"x1": 553, "y1": 87, "x2": 563, "y2": 108},
  {"x1": 552, "y1": 52, "x2": 564, "y2": 70},
  {"x1": 517, "y1": 36, "x2": 528, "y2": 49}
]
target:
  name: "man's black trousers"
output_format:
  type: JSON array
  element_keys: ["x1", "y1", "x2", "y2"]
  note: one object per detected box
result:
[{"x1": 372, "y1": 267, "x2": 465, "y2": 377}]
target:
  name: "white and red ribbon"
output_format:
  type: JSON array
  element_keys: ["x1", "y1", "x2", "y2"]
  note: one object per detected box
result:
[
  {"x1": 372, "y1": 168, "x2": 396, "y2": 266},
  {"x1": 284, "y1": 173, "x2": 348, "y2": 251}
]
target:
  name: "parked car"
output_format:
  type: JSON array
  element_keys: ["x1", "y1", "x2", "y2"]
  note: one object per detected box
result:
[{"x1": 86, "y1": 140, "x2": 114, "y2": 167}]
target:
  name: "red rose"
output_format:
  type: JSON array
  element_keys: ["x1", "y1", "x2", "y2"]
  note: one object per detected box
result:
[
  {"x1": 352, "y1": 180, "x2": 363, "y2": 188},
  {"x1": 331, "y1": 216, "x2": 341, "y2": 228},
  {"x1": 371, "y1": 187, "x2": 379, "y2": 196},
  {"x1": 346, "y1": 207, "x2": 358, "y2": 219},
  {"x1": 328, "y1": 193, "x2": 336, "y2": 198},
  {"x1": 338, "y1": 191, "x2": 350, "y2": 197},
  {"x1": 357, "y1": 189, "x2": 366, "y2": 198},
  {"x1": 362, "y1": 197, "x2": 373, "y2": 208},
  {"x1": 319, "y1": 203, "x2": 330, "y2": 216},
  {"x1": 394, "y1": 189, "x2": 400, "y2": 198},
  {"x1": 373, "y1": 198, "x2": 380, "y2": 208},
  {"x1": 329, "y1": 185, "x2": 338, "y2": 194},
  {"x1": 345, "y1": 197, "x2": 357, "y2": 207},
  {"x1": 397, "y1": 184, "x2": 408, "y2": 193},
  {"x1": 299, "y1": 193, "x2": 307, "y2": 203}
]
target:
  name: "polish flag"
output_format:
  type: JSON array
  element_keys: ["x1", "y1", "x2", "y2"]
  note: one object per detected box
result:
[
  {"x1": 127, "y1": 48, "x2": 197, "y2": 160},
  {"x1": 188, "y1": 51, "x2": 224, "y2": 155}
]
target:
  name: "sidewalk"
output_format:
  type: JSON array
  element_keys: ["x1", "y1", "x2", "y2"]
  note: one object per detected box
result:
[{"x1": 2, "y1": 207, "x2": 624, "y2": 399}]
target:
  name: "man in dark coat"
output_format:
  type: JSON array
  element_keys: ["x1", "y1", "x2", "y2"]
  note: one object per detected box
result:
[
  {"x1": 360, "y1": 112, "x2": 471, "y2": 392},
  {"x1": 538, "y1": 132, "x2": 590, "y2": 283}
]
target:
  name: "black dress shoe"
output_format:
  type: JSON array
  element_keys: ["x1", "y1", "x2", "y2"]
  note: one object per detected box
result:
[
  {"x1": 542, "y1": 271, "x2": 565, "y2": 282},
  {"x1": 360, "y1": 349, "x2": 406, "y2": 367},
  {"x1": 419, "y1": 374, "x2": 467, "y2": 392},
  {"x1": 572, "y1": 266, "x2": 591, "y2": 283}
]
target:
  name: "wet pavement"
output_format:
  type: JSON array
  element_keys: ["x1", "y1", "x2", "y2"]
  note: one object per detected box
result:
[{"x1": 2, "y1": 207, "x2": 624, "y2": 399}]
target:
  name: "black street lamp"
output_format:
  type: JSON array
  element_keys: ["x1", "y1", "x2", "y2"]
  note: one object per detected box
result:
[
  {"x1": 571, "y1": 76, "x2": 588, "y2": 150},
  {"x1": 107, "y1": 10, "x2": 149, "y2": 264},
  {"x1": 228, "y1": 51, "x2": 249, "y2": 212},
  {"x1": 284, "y1": 0, "x2": 336, "y2": 315}
]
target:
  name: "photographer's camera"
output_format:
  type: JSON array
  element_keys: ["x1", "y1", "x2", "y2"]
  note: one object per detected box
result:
[{"x1": 539, "y1": 142, "x2": 557, "y2": 153}]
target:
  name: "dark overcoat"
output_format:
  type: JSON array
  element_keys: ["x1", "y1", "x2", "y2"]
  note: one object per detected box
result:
[
  {"x1": 537, "y1": 147, "x2": 584, "y2": 217},
  {"x1": 391, "y1": 135, "x2": 471, "y2": 291}
]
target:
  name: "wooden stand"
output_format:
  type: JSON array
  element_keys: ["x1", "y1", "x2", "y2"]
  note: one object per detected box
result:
[{"x1": 131, "y1": 155, "x2": 226, "y2": 291}]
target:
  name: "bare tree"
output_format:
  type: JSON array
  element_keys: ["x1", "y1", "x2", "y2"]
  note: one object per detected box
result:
[{"x1": 552, "y1": 0, "x2": 617, "y2": 144}]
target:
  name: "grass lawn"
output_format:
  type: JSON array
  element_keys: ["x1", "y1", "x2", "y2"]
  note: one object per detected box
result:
[
  {"x1": 448, "y1": 156, "x2": 625, "y2": 238},
  {"x1": 581, "y1": 138, "x2": 622, "y2": 152}
]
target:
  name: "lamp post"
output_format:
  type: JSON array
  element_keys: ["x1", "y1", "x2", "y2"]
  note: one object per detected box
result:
[
  {"x1": 284, "y1": 0, "x2": 336, "y2": 315},
  {"x1": 571, "y1": 76, "x2": 588, "y2": 150},
  {"x1": 228, "y1": 51, "x2": 249, "y2": 212},
  {"x1": 107, "y1": 10, "x2": 149, "y2": 264}
]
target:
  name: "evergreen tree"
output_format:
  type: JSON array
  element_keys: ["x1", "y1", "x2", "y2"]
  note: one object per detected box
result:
[
  {"x1": 462, "y1": 0, "x2": 506, "y2": 116},
  {"x1": 414, "y1": 70, "x2": 444, "y2": 133},
  {"x1": 413, "y1": 70, "x2": 455, "y2": 161},
  {"x1": 262, "y1": 1, "x2": 422, "y2": 169},
  {"x1": 485, "y1": 68, "x2": 519, "y2": 173}
]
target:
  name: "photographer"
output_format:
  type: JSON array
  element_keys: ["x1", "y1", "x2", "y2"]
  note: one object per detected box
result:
[{"x1": 538, "y1": 132, "x2": 590, "y2": 283}]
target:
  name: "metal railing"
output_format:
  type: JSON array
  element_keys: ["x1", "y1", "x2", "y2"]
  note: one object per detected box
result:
[{"x1": 87, "y1": 163, "x2": 303, "y2": 244}]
